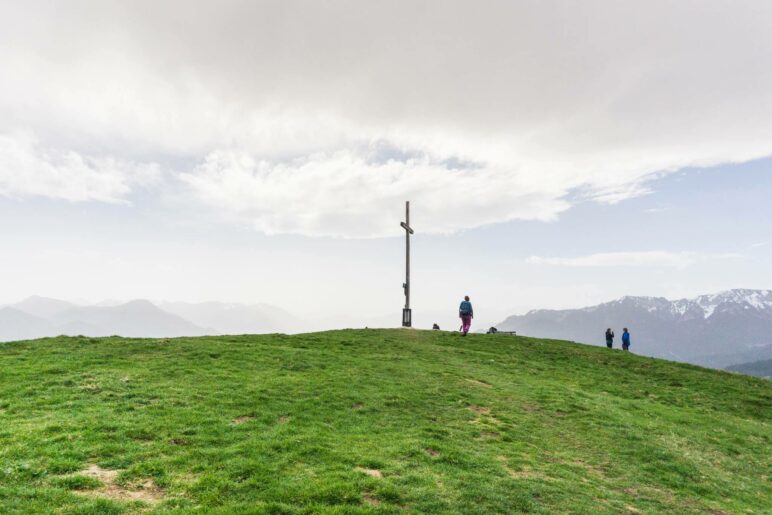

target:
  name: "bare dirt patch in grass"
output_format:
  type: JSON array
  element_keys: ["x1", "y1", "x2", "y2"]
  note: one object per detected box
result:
[
  {"x1": 74, "y1": 464, "x2": 165, "y2": 504},
  {"x1": 622, "y1": 485, "x2": 670, "y2": 501},
  {"x1": 352, "y1": 403, "x2": 364, "y2": 410},
  {"x1": 231, "y1": 415, "x2": 255, "y2": 425},
  {"x1": 363, "y1": 493, "x2": 381, "y2": 506},
  {"x1": 465, "y1": 378, "x2": 492, "y2": 388},
  {"x1": 425, "y1": 448, "x2": 440, "y2": 457},
  {"x1": 552, "y1": 458, "x2": 607, "y2": 479},
  {"x1": 468, "y1": 404, "x2": 503, "y2": 426},
  {"x1": 521, "y1": 402, "x2": 540, "y2": 413},
  {"x1": 355, "y1": 467, "x2": 383, "y2": 479},
  {"x1": 496, "y1": 456, "x2": 552, "y2": 481},
  {"x1": 81, "y1": 382, "x2": 101, "y2": 393},
  {"x1": 639, "y1": 485, "x2": 674, "y2": 502},
  {"x1": 467, "y1": 405, "x2": 491, "y2": 415},
  {"x1": 82, "y1": 464, "x2": 118, "y2": 483},
  {"x1": 479, "y1": 431, "x2": 500, "y2": 438},
  {"x1": 278, "y1": 416, "x2": 290, "y2": 424}
]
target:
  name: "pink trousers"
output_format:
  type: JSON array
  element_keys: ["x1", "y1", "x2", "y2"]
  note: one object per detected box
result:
[{"x1": 460, "y1": 314, "x2": 472, "y2": 334}]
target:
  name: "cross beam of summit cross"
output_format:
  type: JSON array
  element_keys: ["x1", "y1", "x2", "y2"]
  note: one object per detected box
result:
[{"x1": 401, "y1": 201, "x2": 414, "y2": 327}]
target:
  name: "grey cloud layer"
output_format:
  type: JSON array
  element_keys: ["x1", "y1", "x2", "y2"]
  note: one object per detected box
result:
[{"x1": 1, "y1": 0, "x2": 771, "y2": 236}]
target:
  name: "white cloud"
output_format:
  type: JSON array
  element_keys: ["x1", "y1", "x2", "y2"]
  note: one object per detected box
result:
[
  {"x1": 525, "y1": 251, "x2": 741, "y2": 269},
  {"x1": 179, "y1": 148, "x2": 570, "y2": 237},
  {"x1": 0, "y1": 132, "x2": 160, "y2": 203},
  {"x1": 0, "y1": 1, "x2": 771, "y2": 236}
]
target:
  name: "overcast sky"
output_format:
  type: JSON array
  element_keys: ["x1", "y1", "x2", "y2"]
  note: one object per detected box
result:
[{"x1": 1, "y1": 1, "x2": 771, "y2": 328}]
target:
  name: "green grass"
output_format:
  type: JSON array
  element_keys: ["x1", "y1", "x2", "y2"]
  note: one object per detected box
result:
[{"x1": 0, "y1": 329, "x2": 769, "y2": 513}]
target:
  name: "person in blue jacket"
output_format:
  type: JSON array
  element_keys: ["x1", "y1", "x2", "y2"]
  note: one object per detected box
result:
[
  {"x1": 459, "y1": 296, "x2": 473, "y2": 336},
  {"x1": 621, "y1": 328, "x2": 631, "y2": 351}
]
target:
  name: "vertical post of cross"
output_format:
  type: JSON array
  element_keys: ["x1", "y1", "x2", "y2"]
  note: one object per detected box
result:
[{"x1": 400, "y1": 201, "x2": 414, "y2": 327}]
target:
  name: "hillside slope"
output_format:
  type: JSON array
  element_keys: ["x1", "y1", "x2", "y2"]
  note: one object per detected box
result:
[{"x1": 0, "y1": 330, "x2": 769, "y2": 513}]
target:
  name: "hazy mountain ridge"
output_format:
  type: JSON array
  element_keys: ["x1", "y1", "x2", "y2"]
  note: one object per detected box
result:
[
  {"x1": 160, "y1": 301, "x2": 299, "y2": 335},
  {"x1": 49, "y1": 300, "x2": 213, "y2": 338},
  {"x1": 726, "y1": 358, "x2": 772, "y2": 379},
  {"x1": 498, "y1": 289, "x2": 772, "y2": 368},
  {"x1": 10, "y1": 295, "x2": 76, "y2": 319},
  {"x1": 0, "y1": 307, "x2": 55, "y2": 341},
  {"x1": 0, "y1": 298, "x2": 212, "y2": 341},
  {"x1": 0, "y1": 296, "x2": 311, "y2": 341}
]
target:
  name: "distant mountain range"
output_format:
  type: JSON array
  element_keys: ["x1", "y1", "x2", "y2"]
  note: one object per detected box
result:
[
  {"x1": 726, "y1": 359, "x2": 772, "y2": 380},
  {"x1": 6, "y1": 290, "x2": 772, "y2": 375},
  {"x1": 159, "y1": 301, "x2": 298, "y2": 335},
  {"x1": 497, "y1": 289, "x2": 772, "y2": 368},
  {"x1": 0, "y1": 296, "x2": 299, "y2": 342}
]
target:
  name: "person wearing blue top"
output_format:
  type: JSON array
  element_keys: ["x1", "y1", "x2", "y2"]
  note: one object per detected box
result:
[
  {"x1": 621, "y1": 328, "x2": 631, "y2": 351},
  {"x1": 459, "y1": 296, "x2": 473, "y2": 336}
]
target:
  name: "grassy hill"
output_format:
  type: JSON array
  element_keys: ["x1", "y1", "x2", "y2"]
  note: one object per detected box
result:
[{"x1": 0, "y1": 330, "x2": 769, "y2": 513}]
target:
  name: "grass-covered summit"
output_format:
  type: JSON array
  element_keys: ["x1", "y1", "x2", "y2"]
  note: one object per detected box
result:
[{"x1": 0, "y1": 329, "x2": 769, "y2": 513}]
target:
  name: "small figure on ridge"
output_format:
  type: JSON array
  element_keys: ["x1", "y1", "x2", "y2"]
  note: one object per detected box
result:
[
  {"x1": 605, "y1": 328, "x2": 615, "y2": 349},
  {"x1": 459, "y1": 296, "x2": 474, "y2": 336},
  {"x1": 622, "y1": 327, "x2": 631, "y2": 351}
]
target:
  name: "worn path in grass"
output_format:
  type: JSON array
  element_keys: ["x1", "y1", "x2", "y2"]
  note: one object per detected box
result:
[{"x1": 0, "y1": 329, "x2": 770, "y2": 513}]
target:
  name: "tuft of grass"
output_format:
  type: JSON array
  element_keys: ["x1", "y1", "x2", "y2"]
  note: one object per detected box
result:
[
  {"x1": 51, "y1": 475, "x2": 103, "y2": 491},
  {"x1": 0, "y1": 329, "x2": 770, "y2": 513}
]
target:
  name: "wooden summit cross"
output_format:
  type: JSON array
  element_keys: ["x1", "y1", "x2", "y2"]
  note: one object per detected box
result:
[{"x1": 401, "y1": 201, "x2": 414, "y2": 327}]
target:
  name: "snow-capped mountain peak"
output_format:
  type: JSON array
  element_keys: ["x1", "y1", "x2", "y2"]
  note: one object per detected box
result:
[
  {"x1": 692, "y1": 289, "x2": 772, "y2": 319},
  {"x1": 606, "y1": 289, "x2": 772, "y2": 319}
]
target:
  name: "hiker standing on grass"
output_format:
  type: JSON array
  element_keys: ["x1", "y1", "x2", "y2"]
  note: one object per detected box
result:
[
  {"x1": 605, "y1": 328, "x2": 615, "y2": 349},
  {"x1": 622, "y1": 328, "x2": 631, "y2": 351},
  {"x1": 459, "y1": 296, "x2": 473, "y2": 336}
]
